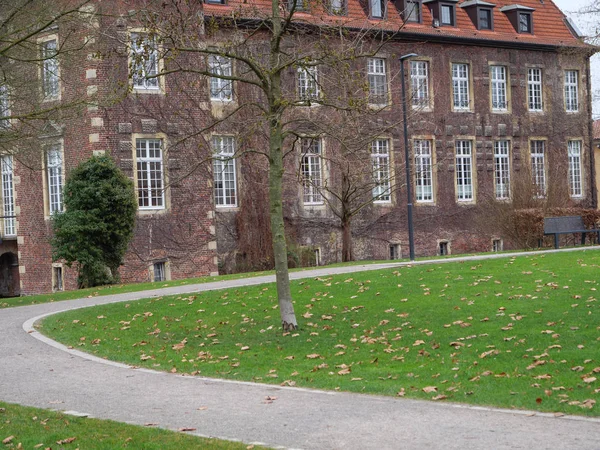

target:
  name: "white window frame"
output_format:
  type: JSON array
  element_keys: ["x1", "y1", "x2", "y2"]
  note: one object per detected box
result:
[
  {"x1": 527, "y1": 68, "x2": 543, "y2": 112},
  {"x1": 0, "y1": 84, "x2": 10, "y2": 129},
  {"x1": 410, "y1": 60, "x2": 430, "y2": 109},
  {"x1": 300, "y1": 138, "x2": 323, "y2": 205},
  {"x1": 494, "y1": 140, "x2": 510, "y2": 200},
  {"x1": 46, "y1": 144, "x2": 64, "y2": 215},
  {"x1": 371, "y1": 138, "x2": 391, "y2": 203},
  {"x1": 297, "y1": 65, "x2": 319, "y2": 103},
  {"x1": 212, "y1": 135, "x2": 238, "y2": 208},
  {"x1": 564, "y1": 70, "x2": 579, "y2": 113},
  {"x1": 208, "y1": 55, "x2": 233, "y2": 101},
  {"x1": 135, "y1": 138, "x2": 165, "y2": 210},
  {"x1": 452, "y1": 63, "x2": 470, "y2": 111},
  {"x1": 405, "y1": 0, "x2": 420, "y2": 22},
  {"x1": 130, "y1": 32, "x2": 160, "y2": 91},
  {"x1": 41, "y1": 38, "x2": 59, "y2": 100},
  {"x1": 1, "y1": 156, "x2": 15, "y2": 237},
  {"x1": 455, "y1": 140, "x2": 473, "y2": 202},
  {"x1": 153, "y1": 261, "x2": 167, "y2": 282},
  {"x1": 414, "y1": 139, "x2": 433, "y2": 203},
  {"x1": 370, "y1": 0, "x2": 385, "y2": 18},
  {"x1": 441, "y1": 4, "x2": 454, "y2": 25},
  {"x1": 490, "y1": 65, "x2": 508, "y2": 112},
  {"x1": 367, "y1": 58, "x2": 388, "y2": 106},
  {"x1": 568, "y1": 140, "x2": 583, "y2": 198},
  {"x1": 530, "y1": 140, "x2": 546, "y2": 197}
]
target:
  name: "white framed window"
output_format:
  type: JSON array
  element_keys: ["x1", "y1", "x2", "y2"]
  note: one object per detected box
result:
[
  {"x1": 490, "y1": 66, "x2": 508, "y2": 111},
  {"x1": 328, "y1": 0, "x2": 346, "y2": 15},
  {"x1": 494, "y1": 140, "x2": 510, "y2": 200},
  {"x1": 136, "y1": 138, "x2": 165, "y2": 210},
  {"x1": 130, "y1": 33, "x2": 160, "y2": 91},
  {"x1": 410, "y1": 60, "x2": 430, "y2": 108},
  {"x1": 300, "y1": 138, "x2": 323, "y2": 205},
  {"x1": 46, "y1": 145, "x2": 63, "y2": 214},
  {"x1": 367, "y1": 58, "x2": 388, "y2": 106},
  {"x1": 371, "y1": 139, "x2": 391, "y2": 202},
  {"x1": 568, "y1": 140, "x2": 583, "y2": 198},
  {"x1": 0, "y1": 84, "x2": 9, "y2": 129},
  {"x1": 455, "y1": 140, "x2": 473, "y2": 202},
  {"x1": 212, "y1": 135, "x2": 237, "y2": 207},
  {"x1": 519, "y1": 12, "x2": 532, "y2": 33},
  {"x1": 530, "y1": 140, "x2": 546, "y2": 197},
  {"x1": 297, "y1": 65, "x2": 319, "y2": 102},
  {"x1": 441, "y1": 4, "x2": 454, "y2": 25},
  {"x1": 208, "y1": 55, "x2": 233, "y2": 101},
  {"x1": 528, "y1": 68, "x2": 543, "y2": 112},
  {"x1": 452, "y1": 63, "x2": 470, "y2": 110},
  {"x1": 41, "y1": 39, "x2": 59, "y2": 100},
  {"x1": 564, "y1": 70, "x2": 579, "y2": 112},
  {"x1": 1, "y1": 156, "x2": 15, "y2": 237},
  {"x1": 414, "y1": 139, "x2": 433, "y2": 203}
]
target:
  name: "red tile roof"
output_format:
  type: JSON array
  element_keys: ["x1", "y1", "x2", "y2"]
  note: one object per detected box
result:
[{"x1": 204, "y1": 0, "x2": 591, "y2": 49}]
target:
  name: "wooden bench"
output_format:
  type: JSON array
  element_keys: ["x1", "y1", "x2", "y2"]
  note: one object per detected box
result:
[{"x1": 543, "y1": 216, "x2": 600, "y2": 249}]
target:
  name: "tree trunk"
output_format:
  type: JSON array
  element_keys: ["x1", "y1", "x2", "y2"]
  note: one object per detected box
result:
[
  {"x1": 268, "y1": 120, "x2": 298, "y2": 331},
  {"x1": 268, "y1": 10, "x2": 298, "y2": 330},
  {"x1": 341, "y1": 216, "x2": 353, "y2": 262}
]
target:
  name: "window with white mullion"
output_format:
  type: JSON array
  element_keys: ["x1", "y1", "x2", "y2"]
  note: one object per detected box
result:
[
  {"x1": 455, "y1": 140, "x2": 473, "y2": 201},
  {"x1": 297, "y1": 66, "x2": 319, "y2": 102},
  {"x1": 367, "y1": 58, "x2": 388, "y2": 105},
  {"x1": 564, "y1": 70, "x2": 579, "y2": 112},
  {"x1": 131, "y1": 33, "x2": 159, "y2": 90},
  {"x1": 209, "y1": 55, "x2": 233, "y2": 101},
  {"x1": 414, "y1": 139, "x2": 433, "y2": 202},
  {"x1": 530, "y1": 140, "x2": 546, "y2": 197},
  {"x1": 1, "y1": 156, "x2": 15, "y2": 236},
  {"x1": 46, "y1": 145, "x2": 63, "y2": 214},
  {"x1": 410, "y1": 61, "x2": 429, "y2": 108},
  {"x1": 136, "y1": 139, "x2": 165, "y2": 209},
  {"x1": 490, "y1": 66, "x2": 508, "y2": 111},
  {"x1": 371, "y1": 139, "x2": 391, "y2": 202},
  {"x1": 212, "y1": 136, "x2": 237, "y2": 207},
  {"x1": 494, "y1": 141, "x2": 510, "y2": 200},
  {"x1": 452, "y1": 63, "x2": 470, "y2": 110},
  {"x1": 528, "y1": 68, "x2": 543, "y2": 111},
  {"x1": 0, "y1": 84, "x2": 10, "y2": 129},
  {"x1": 41, "y1": 39, "x2": 59, "y2": 99},
  {"x1": 301, "y1": 138, "x2": 323, "y2": 204},
  {"x1": 568, "y1": 140, "x2": 583, "y2": 198}
]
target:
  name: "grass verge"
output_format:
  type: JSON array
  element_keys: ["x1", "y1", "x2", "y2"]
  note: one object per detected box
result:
[
  {"x1": 0, "y1": 401, "x2": 263, "y2": 449},
  {"x1": 41, "y1": 250, "x2": 600, "y2": 416}
]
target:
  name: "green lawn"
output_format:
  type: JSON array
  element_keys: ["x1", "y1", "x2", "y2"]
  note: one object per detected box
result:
[
  {"x1": 41, "y1": 250, "x2": 600, "y2": 416},
  {"x1": 0, "y1": 401, "x2": 264, "y2": 449}
]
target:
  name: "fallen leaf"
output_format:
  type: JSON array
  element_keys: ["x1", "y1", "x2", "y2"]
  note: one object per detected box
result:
[
  {"x1": 56, "y1": 437, "x2": 76, "y2": 445},
  {"x1": 397, "y1": 388, "x2": 406, "y2": 397},
  {"x1": 197, "y1": 406, "x2": 208, "y2": 411},
  {"x1": 582, "y1": 377, "x2": 597, "y2": 383},
  {"x1": 240, "y1": 346, "x2": 250, "y2": 351},
  {"x1": 432, "y1": 395, "x2": 447, "y2": 401},
  {"x1": 2, "y1": 436, "x2": 14, "y2": 445},
  {"x1": 422, "y1": 386, "x2": 437, "y2": 393},
  {"x1": 338, "y1": 367, "x2": 351, "y2": 375},
  {"x1": 306, "y1": 354, "x2": 321, "y2": 359},
  {"x1": 178, "y1": 427, "x2": 197, "y2": 432}
]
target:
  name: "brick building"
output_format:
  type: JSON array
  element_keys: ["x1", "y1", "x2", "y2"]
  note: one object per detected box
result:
[{"x1": 0, "y1": 0, "x2": 595, "y2": 295}]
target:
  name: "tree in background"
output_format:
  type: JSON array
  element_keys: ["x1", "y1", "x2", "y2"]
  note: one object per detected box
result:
[{"x1": 52, "y1": 156, "x2": 137, "y2": 288}]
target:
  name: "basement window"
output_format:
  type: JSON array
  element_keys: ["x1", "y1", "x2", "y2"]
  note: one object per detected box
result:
[
  {"x1": 389, "y1": 244, "x2": 401, "y2": 260},
  {"x1": 439, "y1": 241, "x2": 449, "y2": 256},
  {"x1": 492, "y1": 239, "x2": 503, "y2": 252},
  {"x1": 52, "y1": 265, "x2": 64, "y2": 292},
  {"x1": 153, "y1": 261, "x2": 166, "y2": 282}
]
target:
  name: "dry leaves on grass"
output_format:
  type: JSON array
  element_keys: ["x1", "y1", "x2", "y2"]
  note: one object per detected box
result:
[
  {"x1": 422, "y1": 386, "x2": 437, "y2": 393},
  {"x1": 56, "y1": 437, "x2": 76, "y2": 444}
]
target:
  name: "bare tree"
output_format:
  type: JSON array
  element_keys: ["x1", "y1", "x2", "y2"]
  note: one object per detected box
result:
[{"x1": 107, "y1": 0, "x2": 411, "y2": 330}]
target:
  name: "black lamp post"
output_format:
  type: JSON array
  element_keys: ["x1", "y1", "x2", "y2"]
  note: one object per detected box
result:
[{"x1": 399, "y1": 53, "x2": 418, "y2": 261}]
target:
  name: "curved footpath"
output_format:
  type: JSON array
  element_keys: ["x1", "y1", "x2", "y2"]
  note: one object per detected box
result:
[{"x1": 2, "y1": 248, "x2": 600, "y2": 449}]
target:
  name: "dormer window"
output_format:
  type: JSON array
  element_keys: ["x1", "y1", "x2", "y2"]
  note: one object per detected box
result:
[
  {"x1": 400, "y1": 0, "x2": 422, "y2": 23},
  {"x1": 370, "y1": 0, "x2": 386, "y2": 18},
  {"x1": 500, "y1": 5, "x2": 535, "y2": 34},
  {"x1": 424, "y1": 0, "x2": 458, "y2": 27},
  {"x1": 519, "y1": 12, "x2": 531, "y2": 32},
  {"x1": 460, "y1": 1, "x2": 495, "y2": 31}
]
